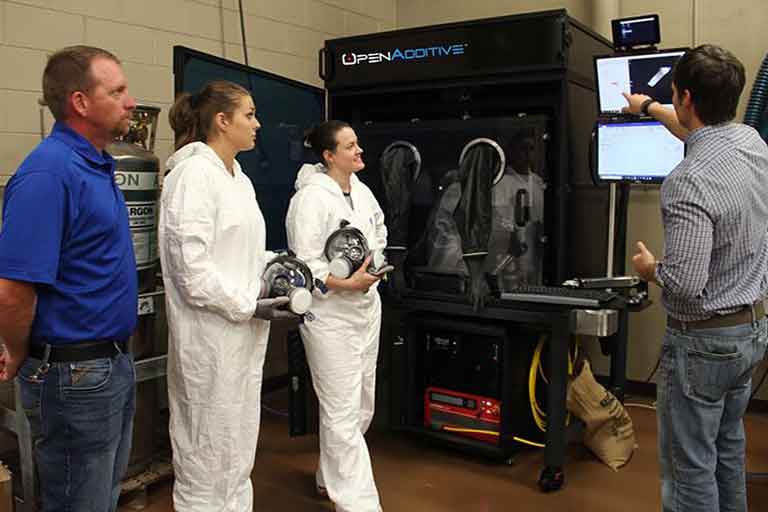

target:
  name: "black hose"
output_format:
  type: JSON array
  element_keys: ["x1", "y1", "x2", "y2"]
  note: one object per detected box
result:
[
  {"x1": 744, "y1": 53, "x2": 768, "y2": 129},
  {"x1": 645, "y1": 355, "x2": 661, "y2": 383}
]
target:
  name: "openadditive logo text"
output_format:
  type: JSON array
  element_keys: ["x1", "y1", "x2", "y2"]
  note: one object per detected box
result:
[{"x1": 341, "y1": 43, "x2": 468, "y2": 66}]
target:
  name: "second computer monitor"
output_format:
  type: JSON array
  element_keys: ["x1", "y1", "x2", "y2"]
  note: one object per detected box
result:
[
  {"x1": 595, "y1": 49, "x2": 686, "y2": 115},
  {"x1": 595, "y1": 120, "x2": 685, "y2": 184}
]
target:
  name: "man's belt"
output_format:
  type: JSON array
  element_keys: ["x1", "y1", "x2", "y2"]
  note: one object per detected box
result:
[
  {"x1": 29, "y1": 340, "x2": 128, "y2": 363},
  {"x1": 668, "y1": 302, "x2": 765, "y2": 331}
]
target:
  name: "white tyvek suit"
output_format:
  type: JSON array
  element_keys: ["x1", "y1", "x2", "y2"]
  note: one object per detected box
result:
[
  {"x1": 159, "y1": 142, "x2": 273, "y2": 512},
  {"x1": 286, "y1": 163, "x2": 386, "y2": 512}
]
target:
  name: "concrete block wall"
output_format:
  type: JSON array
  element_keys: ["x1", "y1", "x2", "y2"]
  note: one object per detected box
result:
[
  {"x1": 0, "y1": 0, "x2": 396, "y2": 188},
  {"x1": 396, "y1": 0, "x2": 591, "y2": 29}
]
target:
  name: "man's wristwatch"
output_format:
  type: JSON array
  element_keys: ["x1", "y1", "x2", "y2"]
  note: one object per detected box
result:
[{"x1": 640, "y1": 98, "x2": 658, "y2": 116}]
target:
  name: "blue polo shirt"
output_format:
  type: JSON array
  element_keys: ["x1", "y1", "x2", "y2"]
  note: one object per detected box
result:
[{"x1": 0, "y1": 122, "x2": 137, "y2": 344}]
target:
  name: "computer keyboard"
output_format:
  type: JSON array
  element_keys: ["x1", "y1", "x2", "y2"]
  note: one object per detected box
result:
[{"x1": 500, "y1": 285, "x2": 617, "y2": 307}]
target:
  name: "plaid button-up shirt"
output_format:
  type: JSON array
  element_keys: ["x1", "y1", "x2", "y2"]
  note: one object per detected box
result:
[{"x1": 655, "y1": 123, "x2": 768, "y2": 321}]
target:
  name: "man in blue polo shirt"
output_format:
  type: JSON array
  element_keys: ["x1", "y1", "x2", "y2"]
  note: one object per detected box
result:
[{"x1": 0, "y1": 46, "x2": 138, "y2": 512}]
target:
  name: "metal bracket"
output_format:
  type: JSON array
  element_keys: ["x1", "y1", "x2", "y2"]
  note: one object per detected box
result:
[{"x1": 569, "y1": 309, "x2": 619, "y2": 337}]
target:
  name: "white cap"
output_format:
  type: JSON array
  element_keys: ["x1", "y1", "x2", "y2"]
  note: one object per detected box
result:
[
  {"x1": 329, "y1": 257, "x2": 353, "y2": 278},
  {"x1": 288, "y1": 288, "x2": 313, "y2": 315}
]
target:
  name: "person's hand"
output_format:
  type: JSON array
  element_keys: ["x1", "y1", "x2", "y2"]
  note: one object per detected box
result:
[
  {"x1": 253, "y1": 296, "x2": 300, "y2": 320},
  {"x1": 622, "y1": 92, "x2": 652, "y2": 115},
  {"x1": 632, "y1": 241, "x2": 657, "y2": 283},
  {"x1": 469, "y1": 273, "x2": 490, "y2": 311},
  {"x1": 465, "y1": 256, "x2": 490, "y2": 311},
  {"x1": 348, "y1": 255, "x2": 381, "y2": 292},
  {"x1": 0, "y1": 345, "x2": 26, "y2": 381}
]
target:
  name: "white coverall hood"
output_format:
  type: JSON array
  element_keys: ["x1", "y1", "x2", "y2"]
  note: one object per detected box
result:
[
  {"x1": 165, "y1": 140, "x2": 209, "y2": 170},
  {"x1": 160, "y1": 141, "x2": 272, "y2": 511},
  {"x1": 286, "y1": 162, "x2": 386, "y2": 512},
  {"x1": 294, "y1": 161, "x2": 326, "y2": 189}
]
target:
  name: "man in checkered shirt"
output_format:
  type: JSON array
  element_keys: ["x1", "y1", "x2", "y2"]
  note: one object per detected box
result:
[{"x1": 626, "y1": 45, "x2": 768, "y2": 512}]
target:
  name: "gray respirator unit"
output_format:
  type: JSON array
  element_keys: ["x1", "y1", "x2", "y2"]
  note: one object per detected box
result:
[
  {"x1": 262, "y1": 254, "x2": 320, "y2": 315},
  {"x1": 324, "y1": 220, "x2": 390, "y2": 279}
]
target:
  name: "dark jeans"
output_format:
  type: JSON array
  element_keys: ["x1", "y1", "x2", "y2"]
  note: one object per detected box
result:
[
  {"x1": 657, "y1": 318, "x2": 767, "y2": 512},
  {"x1": 17, "y1": 349, "x2": 136, "y2": 512}
]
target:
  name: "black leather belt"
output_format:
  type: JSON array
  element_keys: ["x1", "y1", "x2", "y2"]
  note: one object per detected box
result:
[
  {"x1": 29, "y1": 340, "x2": 128, "y2": 363},
  {"x1": 668, "y1": 302, "x2": 765, "y2": 331}
]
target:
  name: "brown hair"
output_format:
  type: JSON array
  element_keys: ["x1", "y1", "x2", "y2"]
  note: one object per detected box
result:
[
  {"x1": 43, "y1": 45, "x2": 121, "y2": 122},
  {"x1": 672, "y1": 44, "x2": 746, "y2": 125},
  {"x1": 168, "y1": 80, "x2": 251, "y2": 150},
  {"x1": 304, "y1": 120, "x2": 351, "y2": 166}
]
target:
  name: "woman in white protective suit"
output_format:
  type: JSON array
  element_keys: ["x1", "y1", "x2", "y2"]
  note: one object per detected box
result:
[
  {"x1": 160, "y1": 80, "x2": 294, "y2": 511},
  {"x1": 286, "y1": 120, "x2": 387, "y2": 512}
]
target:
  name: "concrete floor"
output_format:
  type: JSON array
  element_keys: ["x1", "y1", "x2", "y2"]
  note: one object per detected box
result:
[{"x1": 119, "y1": 398, "x2": 768, "y2": 512}]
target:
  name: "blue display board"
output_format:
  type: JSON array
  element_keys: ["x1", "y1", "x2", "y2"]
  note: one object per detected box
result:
[{"x1": 173, "y1": 46, "x2": 324, "y2": 250}]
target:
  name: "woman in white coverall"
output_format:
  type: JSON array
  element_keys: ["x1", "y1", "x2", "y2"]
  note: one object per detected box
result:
[
  {"x1": 160, "y1": 80, "x2": 293, "y2": 511},
  {"x1": 286, "y1": 121, "x2": 387, "y2": 512}
]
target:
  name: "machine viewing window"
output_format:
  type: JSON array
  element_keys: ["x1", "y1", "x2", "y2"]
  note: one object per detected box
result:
[
  {"x1": 354, "y1": 116, "x2": 551, "y2": 292},
  {"x1": 595, "y1": 49, "x2": 685, "y2": 114},
  {"x1": 595, "y1": 120, "x2": 684, "y2": 184}
]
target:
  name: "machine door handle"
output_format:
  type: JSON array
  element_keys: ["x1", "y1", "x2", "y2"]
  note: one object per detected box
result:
[{"x1": 318, "y1": 47, "x2": 330, "y2": 81}]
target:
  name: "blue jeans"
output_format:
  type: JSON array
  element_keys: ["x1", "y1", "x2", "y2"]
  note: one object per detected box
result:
[
  {"x1": 657, "y1": 317, "x2": 767, "y2": 512},
  {"x1": 17, "y1": 349, "x2": 136, "y2": 512}
]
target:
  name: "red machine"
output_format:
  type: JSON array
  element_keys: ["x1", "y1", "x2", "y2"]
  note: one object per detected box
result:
[{"x1": 424, "y1": 386, "x2": 501, "y2": 445}]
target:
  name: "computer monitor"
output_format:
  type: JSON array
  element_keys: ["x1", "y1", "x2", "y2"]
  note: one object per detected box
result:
[
  {"x1": 595, "y1": 120, "x2": 685, "y2": 184},
  {"x1": 611, "y1": 14, "x2": 660, "y2": 49},
  {"x1": 595, "y1": 48, "x2": 686, "y2": 115}
]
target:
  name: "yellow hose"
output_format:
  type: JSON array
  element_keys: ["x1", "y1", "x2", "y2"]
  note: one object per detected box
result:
[
  {"x1": 440, "y1": 335, "x2": 581, "y2": 446},
  {"x1": 441, "y1": 427, "x2": 546, "y2": 448},
  {"x1": 513, "y1": 436, "x2": 546, "y2": 448},
  {"x1": 442, "y1": 426, "x2": 499, "y2": 436},
  {"x1": 528, "y1": 335, "x2": 579, "y2": 432}
]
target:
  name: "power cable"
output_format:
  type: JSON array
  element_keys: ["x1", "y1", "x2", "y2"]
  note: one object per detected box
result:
[{"x1": 238, "y1": 0, "x2": 249, "y2": 66}]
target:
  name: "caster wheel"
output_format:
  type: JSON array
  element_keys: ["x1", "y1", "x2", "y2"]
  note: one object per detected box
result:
[{"x1": 538, "y1": 466, "x2": 565, "y2": 492}]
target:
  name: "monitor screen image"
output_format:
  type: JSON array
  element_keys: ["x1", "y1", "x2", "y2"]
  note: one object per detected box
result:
[
  {"x1": 611, "y1": 15, "x2": 660, "y2": 48},
  {"x1": 596, "y1": 120, "x2": 685, "y2": 183},
  {"x1": 595, "y1": 49, "x2": 686, "y2": 114}
]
